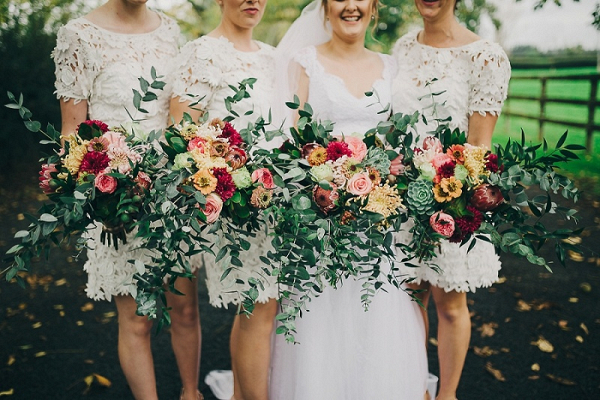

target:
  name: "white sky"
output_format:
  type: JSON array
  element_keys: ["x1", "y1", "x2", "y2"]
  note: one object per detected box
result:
[{"x1": 149, "y1": 0, "x2": 600, "y2": 51}]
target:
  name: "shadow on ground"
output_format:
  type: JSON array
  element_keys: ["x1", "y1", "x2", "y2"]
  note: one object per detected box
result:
[{"x1": 1, "y1": 171, "x2": 599, "y2": 400}]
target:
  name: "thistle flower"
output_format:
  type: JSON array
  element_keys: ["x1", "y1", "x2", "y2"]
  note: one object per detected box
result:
[{"x1": 363, "y1": 184, "x2": 404, "y2": 219}]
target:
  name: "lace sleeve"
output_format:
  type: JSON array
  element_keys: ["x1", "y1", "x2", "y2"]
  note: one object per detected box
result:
[
  {"x1": 52, "y1": 24, "x2": 95, "y2": 103},
  {"x1": 468, "y1": 42, "x2": 511, "y2": 116},
  {"x1": 171, "y1": 40, "x2": 219, "y2": 109}
]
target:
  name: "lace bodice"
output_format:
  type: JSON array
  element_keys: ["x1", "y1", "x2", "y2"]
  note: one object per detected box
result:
[
  {"x1": 52, "y1": 12, "x2": 180, "y2": 132},
  {"x1": 171, "y1": 36, "x2": 276, "y2": 148},
  {"x1": 391, "y1": 30, "x2": 511, "y2": 140},
  {"x1": 294, "y1": 46, "x2": 396, "y2": 135}
]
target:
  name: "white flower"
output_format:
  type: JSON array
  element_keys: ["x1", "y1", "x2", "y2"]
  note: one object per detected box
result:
[
  {"x1": 418, "y1": 163, "x2": 437, "y2": 181},
  {"x1": 122, "y1": 121, "x2": 149, "y2": 142},
  {"x1": 173, "y1": 153, "x2": 193, "y2": 170}
]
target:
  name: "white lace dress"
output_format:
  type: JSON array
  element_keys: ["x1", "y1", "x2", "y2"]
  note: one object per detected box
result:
[
  {"x1": 269, "y1": 46, "x2": 428, "y2": 400},
  {"x1": 52, "y1": 13, "x2": 180, "y2": 301},
  {"x1": 171, "y1": 35, "x2": 280, "y2": 307},
  {"x1": 391, "y1": 30, "x2": 511, "y2": 292}
]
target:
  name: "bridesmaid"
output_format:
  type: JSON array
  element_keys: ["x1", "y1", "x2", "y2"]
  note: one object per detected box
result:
[
  {"x1": 52, "y1": 1, "x2": 202, "y2": 399},
  {"x1": 170, "y1": 1, "x2": 280, "y2": 399},
  {"x1": 391, "y1": 1, "x2": 511, "y2": 399}
]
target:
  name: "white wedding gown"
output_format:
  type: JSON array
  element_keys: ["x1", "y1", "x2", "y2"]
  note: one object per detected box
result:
[{"x1": 269, "y1": 46, "x2": 428, "y2": 400}]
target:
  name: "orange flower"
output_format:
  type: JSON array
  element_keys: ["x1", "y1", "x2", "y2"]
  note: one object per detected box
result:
[
  {"x1": 434, "y1": 177, "x2": 463, "y2": 202},
  {"x1": 307, "y1": 147, "x2": 327, "y2": 166},
  {"x1": 192, "y1": 169, "x2": 218, "y2": 195},
  {"x1": 447, "y1": 144, "x2": 465, "y2": 164}
]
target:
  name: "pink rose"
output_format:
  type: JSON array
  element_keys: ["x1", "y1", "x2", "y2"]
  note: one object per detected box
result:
[
  {"x1": 187, "y1": 137, "x2": 209, "y2": 153},
  {"x1": 430, "y1": 212, "x2": 455, "y2": 237},
  {"x1": 470, "y1": 184, "x2": 504, "y2": 211},
  {"x1": 422, "y1": 136, "x2": 443, "y2": 153},
  {"x1": 95, "y1": 174, "x2": 117, "y2": 194},
  {"x1": 102, "y1": 131, "x2": 127, "y2": 150},
  {"x1": 251, "y1": 168, "x2": 275, "y2": 189},
  {"x1": 346, "y1": 172, "x2": 373, "y2": 196},
  {"x1": 431, "y1": 153, "x2": 454, "y2": 170},
  {"x1": 389, "y1": 154, "x2": 405, "y2": 176},
  {"x1": 199, "y1": 193, "x2": 223, "y2": 224},
  {"x1": 338, "y1": 136, "x2": 367, "y2": 162}
]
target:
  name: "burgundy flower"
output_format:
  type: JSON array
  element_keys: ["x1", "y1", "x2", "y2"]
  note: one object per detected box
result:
[
  {"x1": 326, "y1": 141, "x2": 352, "y2": 161},
  {"x1": 213, "y1": 167, "x2": 236, "y2": 201},
  {"x1": 485, "y1": 153, "x2": 501, "y2": 173},
  {"x1": 79, "y1": 120, "x2": 109, "y2": 133},
  {"x1": 302, "y1": 143, "x2": 320, "y2": 158},
  {"x1": 470, "y1": 184, "x2": 504, "y2": 211},
  {"x1": 437, "y1": 161, "x2": 456, "y2": 179},
  {"x1": 218, "y1": 122, "x2": 243, "y2": 147},
  {"x1": 449, "y1": 206, "x2": 483, "y2": 243},
  {"x1": 79, "y1": 151, "x2": 110, "y2": 175},
  {"x1": 225, "y1": 146, "x2": 248, "y2": 170},
  {"x1": 313, "y1": 184, "x2": 339, "y2": 214}
]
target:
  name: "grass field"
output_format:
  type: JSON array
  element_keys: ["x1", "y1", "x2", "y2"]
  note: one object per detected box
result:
[{"x1": 493, "y1": 67, "x2": 600, "y2": 195}]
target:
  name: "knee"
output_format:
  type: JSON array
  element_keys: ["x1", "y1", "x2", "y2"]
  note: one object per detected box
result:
[
  {"x1": 119, "y1": 314, "x2": 153, "y2": 338},
  {"x1": 170, "y1": 302, "x2": 200, "y2": 329},
  {"x1": 238, "y1": 300, "x2": 277, "y2": 334},
  {"x1": 437, "y1": 303, "x2": 469, "y2": 324}
]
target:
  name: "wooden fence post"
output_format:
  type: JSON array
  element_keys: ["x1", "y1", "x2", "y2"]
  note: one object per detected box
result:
[
  {"x1": 539, "y1": 78, "x2": 547, "y2": 141},
  {"x1": 587, "y1": 76, "x2": 598, "y2": 154}
]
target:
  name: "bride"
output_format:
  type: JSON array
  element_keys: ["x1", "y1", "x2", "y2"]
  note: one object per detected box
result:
[{"x1": 269, "y1": 1, "x2": 429, "y2": 399}]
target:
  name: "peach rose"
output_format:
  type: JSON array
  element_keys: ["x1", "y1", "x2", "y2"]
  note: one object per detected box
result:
[
  {"x1": 199, "y1": 193, "x2": 223, "y2": 224},
  {"x1": 346, "y1": 172, "x2": 373, "y2": 196},
  {"x1": 251, "y1": 168, "x2": 275, "y2": 189},
  {"x1": 339, "y1": 135, "x2": 367, "y2": 162},
  {"x1": 187, "y1": 137, "x2": 209, "y2": 153},
  {"x1": 95, "y1": 174, "x2": 117, "y2": 194}
]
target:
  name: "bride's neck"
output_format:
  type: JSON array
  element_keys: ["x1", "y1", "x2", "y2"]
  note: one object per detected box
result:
[
  {"x1": 420, "y1": 16, "x2": 462, "y2": 46},
  {"x1": 106, "y1": 0, "x2": 150, "y2": 23},
  {"x1": 324, "y1": 36, "x2": 368, "y2": 61},
  {"x1": 210, "y1": 23, "x2": 257, "y2": 52}
]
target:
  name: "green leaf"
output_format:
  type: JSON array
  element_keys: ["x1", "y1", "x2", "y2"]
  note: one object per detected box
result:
[
  {"x1": 24, "y1": 120, "x2": 41, "y2": 132},
  {"x1": 292, "y1": 195, "x2": 312, "y2": 211},
  {"x1": 39, "y1": 213, "x2": 58, "y2": 222}
]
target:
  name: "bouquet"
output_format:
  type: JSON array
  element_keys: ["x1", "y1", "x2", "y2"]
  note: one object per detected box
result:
[
  {"x1": 2, "y1": 92, "x2": 161, "y2": 285},
  {"x1": 380, "y1": 112, "x2": 583, "y2": 270}
]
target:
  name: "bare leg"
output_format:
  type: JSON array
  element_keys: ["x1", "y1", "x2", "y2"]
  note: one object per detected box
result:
[
  {"x1": 231, "y1": 299, "x2": 278, "y2": 400},
  {"x1": 166, "y1": 273, "x2": 201, "y2": 400},
  {"x1": 431, "y1": 287, "x2": 469, "y2": 400},
  {"x1": 114, "y1": 295, "x2": 158, "y2": 400}
]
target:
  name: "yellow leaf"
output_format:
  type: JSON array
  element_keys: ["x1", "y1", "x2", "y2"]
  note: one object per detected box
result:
[
  {"x1": 484, "y1": 362, "x2": 506, "y2": 382},
  {"x1": 580, "y1": 282, "x2": 592, "y2": 293},
  {"x1": 17, "y1": 213, "x2": 24, "y2": 220},
  {"x1": 53, "y1": 304, "x2": 64, "y2": 310},
  {"x1": 531, "y1": 337, "x2": 554, "y2": 353},
  {"x1": 0, "y1": 388, "x2": 14, "y2": 396},
  {"x1": 473, "y1": 346, "x2": 498, "y2": 357},
  {"x1": 32, "y1": 322, "x2": 42, "y2": 329},
  {"x1": 80, "y1": 302, "x2": 94, "y2": 312},
  {"x1": 575, "y1": 335, "x2": 584, "y2": 343},
  {"x1": 562, "y1": 236, "x2": 581, "y2": 245},
  {"x1": 76, "y1": 321, "x2": 84, "y2": 326},
  {"x1": 84, "y1": 359, "x2": 94, "y2": 365},
  {"x1": 558, "y1": 320, "x2": 569, "y2": 330},
  {"x1": 7, "y1": 355, "x2": 15, "y2": 366},
  {"x1": 528, "y1": 375, "x2": 540, "y2": 380},
  {"x1": 478, "y1": 322, "x2": 498, "y2": 338},
  {"x1": 103, "y1": 311, "x2": 116, "y2": 318},
  {"x1": 496, "y1": 276, "x2": 507, "y2": 284},
  {"x1": 580, "y1": 323, "x2": 589, "y2": 335},
  {"x1": 531, "y1": 363, "x2": 540, "y2": 371},
  {"x1": 59, "y1": 311, "x2": 65, "y2": 317},
  {"x1": 55, "y1": 278, "x2": 67, "y2": 286},
  {"x1": 93, "y1": 374, "x2": 112, "y2": 388},
  {"x1": 83, "y1": 374, "x2": 94, "y2": 394},
  {"x1": 429, "y1": 338, "x2": 438, "y2": 346},
  {"x1": 515, "y1": 300, "x2": 531, "y2": 312},
  {"x1": 568, "y1": 251, "x2": 584, "y2": 262},
  {"x1": 569, "y1": 297, "x2": 579, "y2": 303},
  {"x1": 546, "y1": 374, "x2": 576, "y2": 386},
  {"x1": 34, "y1": 351, "x2": 46, "y2": 357}
]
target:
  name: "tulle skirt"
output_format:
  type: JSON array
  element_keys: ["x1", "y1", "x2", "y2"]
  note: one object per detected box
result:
[{"x1": 269, "y1": 276, "x2": 428, "y2": 400}]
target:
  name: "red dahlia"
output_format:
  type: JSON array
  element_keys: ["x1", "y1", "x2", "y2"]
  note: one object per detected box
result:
[
  {"x1": 218, "y1": 122, "x2": 243, "y2": 147},
  {"x1": 449, "y1": 206, "x2": 483, "y2": 243},
  {"x1": 326, "y1": 141, "x2": 352, "y2": 161},
  {"x1": 485, "y1": 153, "x2": 501, "y2": 173},
  {"x1": 213, "y1": 167, "x2": 236, "y2": 201},
  {"x1": 437, "y1": 161, "x2": 456, "y2": 179},
  {"x1": 79, "y1": 151, "x2": 110, "y2": 175},
  {"x1": 80, "y1": 120, "x2": 109, "y2": 133}
]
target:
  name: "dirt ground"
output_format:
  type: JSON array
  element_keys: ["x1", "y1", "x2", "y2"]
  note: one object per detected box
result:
[{"x1": 1, "y1": 172, "x2": 599, "y2": 400}]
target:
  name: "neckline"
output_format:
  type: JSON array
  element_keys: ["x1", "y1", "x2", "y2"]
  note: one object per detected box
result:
[
  {"x1": 310, "y1": 46, "x2": 387, "y2": 101},
  {"x1": 81, "y1": 11, "x2": 164, "y2": 36},
  {"x1": 412, "y1": 30, "x2": 483, "y2": 50},
  {"x1": 205, "y1": 35, "x2": 264, "y2": 54}
]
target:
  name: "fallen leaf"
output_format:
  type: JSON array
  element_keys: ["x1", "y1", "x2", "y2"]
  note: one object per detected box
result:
[
  {"x1": 504, "y1": 317, "x2": 511, "y2": 323},
  {"x1": 76, "y1": 321, "x2": 84, "y2": 326},
  {"x1": 478, "y1": 322, "x2": 498, "y2": 338},
  {"x1": 32, "y1": 322, "x2": 42, "y2": 329},
  {"x1": 473, "y1": 346, "x2": 498, "y2": 357},
  {"x1": 0, "y1": 388, "x2": 14, "y2": 396},
  {"x1": 569, "y1": 297, "x2": 579, "y2": 303},
  {"x1": 18, "y1": 345, "x2": 32, "y2": 350},
  {"x1": 18, "y1": 303, "x2": 26, "y2": 310},
  {"x1": 528, "y1": 375, "x2": 540, "y2": 380},
  {"x1": 103, "y1": 311, "x2": 116, "y2": 318},
  {"x1": 496, "y1": 276, "x2": 507, "y2": 284},
  {"x1": 546, "y1": 374, "x2": 576, "y2": 386},
  {"x1": 563, "y1": 236, "x2": 582, "y2": 245},
  {"x1": 83, "y1": 375, "x2": 94, "y2": 394},
  {"x1": 488, "y1": 287, "x2": 497, "y2": 293},
  {"x1": 17, "y1": 213, "x2": 24, "y2": 220},
  {"x1": 84, "y1": 359, "x2": 94, "y2": 364},
  {"x1": 531, "y1": 363, "x2": 540, "y2": 371},
  {"x1": 485, "y1": 362, "x2": 506, "y2": 381},
  {"x1": 575, "y1": 335, "x2": 584, "y2": 343},
  {"x1": 500, "y1": 348, "x2": 510, "y2": 353},
  {"x1": 558, "y1": 320, "x2": 569, "y2": 330},
  {"x1": 55, "y1": 278, "x2": 67, "y2": 286},
  {"x1": 80, "y1": 302, "x2": 94, "y2": 312},
  {"x1": 568, "y1": 251, "x2": 584, "y2": 262},
  {"x1": 532, "y1": 301, "x2": 553, "y2": 311},
  {"x1": 580, "y1": 323, "x2": 589, "y2": 335},
  {"x1": 59, "y1": 311, "x2": 65, "y2": 317},
  {"x1": 531, "y1": 337, "x2": 554, "y2": 353},
  {"x1": 53, "y1": 305, "x2": 64, "y2": 310},
  {"x1": 93, "y1": 374, "x2": 112, "y2": 388},
  {"x1": 429, "y1": 338, "x2": 438, "y2": 346},
  {"x1": 579, "y1": 283, "x2": 592, "y2": 293},
  {"x1": 7, "y1": 355, "x2": 15, "y2": 366},
  {"x1": 515, "y1": 300, "x2": 531, "y2": 312},
  {"x1": 34, "y1": 351, "x2": 46, "y2": 357}
]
